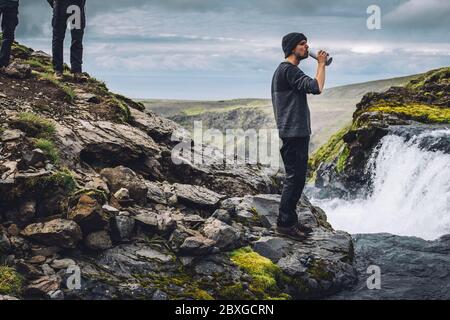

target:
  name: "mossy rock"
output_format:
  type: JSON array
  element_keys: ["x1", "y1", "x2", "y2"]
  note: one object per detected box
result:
[
  {"x1": 229, "y1": 247, "x2": 291, "y2": 300},
  {"x1": 0, "y1": 266, "x2": 23, "y2": 297}
]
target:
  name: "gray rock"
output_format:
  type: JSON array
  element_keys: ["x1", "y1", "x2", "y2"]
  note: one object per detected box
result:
[
  {"x1": 172, "y1": 183, "x2": 225, "y2": 209},
  {"x1": 135, "y1": 248, "x2": 173, "y2": 262},
  {"x1": 134, "y1": 210, "x2": 176, "y2": 234},
  {"x1": 51, "y1": 258, "x2": 76, "y2": 270},
  {"x1": 146, "y1": 181, "x2": 167, "y2": 204},
  {"x1": 1, "y1": 129, "x2": 24, "y2": 142},
  {"x1": 179, "y1": 235, "x2": 216, "y2": 255},
  {"x1": 152, "y1": 289, "x2": 168, "y2": 300},
  {"x1": 202, "y1": 218, "x2": 241, "y2": 251},
  {"x1": 252, "y1": 236, "x2": 290, "y2": 262},
  {"x1": 112, "y1": 215, "x2": 135, "y2": 241}
]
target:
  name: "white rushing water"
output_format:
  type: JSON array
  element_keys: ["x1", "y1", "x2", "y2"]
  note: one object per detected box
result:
[{"x1": 311, "y1": 128, "x2": 450, "y2": 240}]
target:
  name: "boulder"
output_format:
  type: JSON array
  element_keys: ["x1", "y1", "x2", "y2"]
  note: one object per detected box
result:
[
  {"x1": 172, "y1": 183, "x2": 225, "y2": 209},
  {"x1": 22, "y1": 219, "x2": 82, "y2": 249},
  {"x1": 134, "y1": 210, "x2": 176, "y2": 234},
  {"x1": 4, "y1": 62, "x2": 32, "y2": 79},
  {"x1": 111, "y1": 215, "x2": 135, "y2": 241},
  {"x1": 179, "y1": 235, "x2": 216, "y2": 256},
  {"x1": 202, "y1": 218, "x2": 241, "y2": 251},
  {"x1": 68, "y1": 194, "x2": 110, "y2": 233}
]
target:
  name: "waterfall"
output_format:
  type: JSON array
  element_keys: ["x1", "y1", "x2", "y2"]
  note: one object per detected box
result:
[{"x1": 310, "y1": 127, "x2": 450, "y2": 240}]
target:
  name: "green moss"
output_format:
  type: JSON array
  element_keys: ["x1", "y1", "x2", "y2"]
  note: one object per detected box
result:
[
  {"x1": 135, "y1": 273, "x2": 215, "y2": 300},
  {"x1": 365, "y1": 102, "x2": 450, "y2": 124},
  {"x1": 308, "y1": 123, "x2": 352, "y2": 175},
  {"x1": 336, "y1": 145, "x2": 350, "y2": 173},
  {"x1": 106, "y1": 97, "x2": 131, "y2": 123},
  {"x1": 406, "y1": 67, "x2": 450, "y2": 90},
  {"x1": 229, "y1": 247, "x2": 290, "y2": 300},
  {"x1": 26, "y1": 169, "x2": 77, "y2": 194},
  {"x1": 15, "y1": 112, "x2": 56, "y2": 137},
  {"x1": 32, "y1": 138, "x2": 59, "y2": 163},
  {"x1": 0, "y1": 266, "x2": 23, "y2": 297},
  {"x1": 25, "y1": 57, "x2": 53, "y2": 74}
]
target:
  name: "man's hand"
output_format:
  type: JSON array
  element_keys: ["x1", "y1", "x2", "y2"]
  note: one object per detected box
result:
[{"x1": 315, "y1": 50, "x2": 327, "y2": 93}]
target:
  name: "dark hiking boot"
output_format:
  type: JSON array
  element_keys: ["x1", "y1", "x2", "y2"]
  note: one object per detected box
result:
[
  {"x1": 54, "y1": 71, "x2": 64, "y2": 81},
  {"x1": 276, "y1": 224, "x2": 308, "y2": 241},
  {"x1": 72, "y1": 72, "x2": 88, "y2": 83}
]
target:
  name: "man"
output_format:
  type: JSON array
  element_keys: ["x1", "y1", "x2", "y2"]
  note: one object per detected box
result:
[
  {"x1": 47, "y1": 0, "x2": 87, "y2": 81},
  {"x1": 0, "y1": 0, "x2": 19, "y2": 69},
  {"x1": 271, "y1": 32, "x2": 327, "y2": 240}
]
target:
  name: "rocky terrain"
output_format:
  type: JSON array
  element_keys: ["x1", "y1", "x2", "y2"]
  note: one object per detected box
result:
[{"x1": 0, "y1": 42, "x2": 357, "y2": 300}]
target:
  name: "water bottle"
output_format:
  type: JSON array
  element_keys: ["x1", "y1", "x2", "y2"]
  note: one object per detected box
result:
[{"x1": 309, "y1": 49, "x2": 333, "y2": 66}]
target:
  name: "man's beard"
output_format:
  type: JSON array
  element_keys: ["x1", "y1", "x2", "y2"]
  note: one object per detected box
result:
[{"x1": 295, "y1": 51, "x2": 309, "y2": 61}]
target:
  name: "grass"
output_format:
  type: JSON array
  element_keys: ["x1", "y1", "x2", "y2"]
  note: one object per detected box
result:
[
  {"x1": 36, "y1": 71, "x2": 76, "y2": 103},
  {"x1": 15, "y1": 112, "x2": 56, "y2": 138},
  {"x1": 32, "y1": 138, "x2": 59, "y2": 163}
]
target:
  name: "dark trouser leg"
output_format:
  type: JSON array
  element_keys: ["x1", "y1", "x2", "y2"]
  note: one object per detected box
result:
[
  {"x1": 0, "y1": 6, "x2": 19, "y2": 67},
  {"x1": 69, "y1": 0, "x2": 85, "y2": 73},
  {"x1": 70, "y1": 28, "x2": 84, "y2": 73},
  {"x1": 278, "y1": 136, "x2": 310, "y2": 227},
  {"x1": 52, "y1": 1, "x2": 69, "y2": 73}
]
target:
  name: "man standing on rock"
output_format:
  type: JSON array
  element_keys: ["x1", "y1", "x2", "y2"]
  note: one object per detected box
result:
[
  {"x1": 47, "y1": 0, "x2": 87, "y2": 81},
  {"x1": 0, "y1": 0, "x2": 19, "y2": 69},
  {"x1": 271, "y1": 32, "x2": 327, "y2": 240}
]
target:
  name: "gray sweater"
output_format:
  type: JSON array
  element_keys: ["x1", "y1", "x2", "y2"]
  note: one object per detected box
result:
[
  {"x1": 271, "y1": 62, "x2": 321, "y2": 138},
  {"x1": 0, "y1": 0, "x2": 18, "y2": 8}
]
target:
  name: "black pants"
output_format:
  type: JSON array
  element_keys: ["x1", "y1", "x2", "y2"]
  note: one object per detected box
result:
[
  {"x1": 52, "y1": 0, "x2": 86, "y2": 73},
  {"x1": 278, "y1": 136, "x2": 310, "y2": 227},
  {"x1": 0, "y1": 5, "x2": 18, "y2": 67}
]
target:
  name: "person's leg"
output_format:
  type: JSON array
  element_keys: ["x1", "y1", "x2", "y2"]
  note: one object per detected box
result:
[
  {"x1": 278, "y1": 136, "x2": 310, "y2": 227},
  {"x1": 52, "y1": 1, "x2": 69, "y2": 73},
  {"x1": 70, "y1": 0, "x2": 85, "y2": 73},
  {"x1": 0, "y1": 6, "x2": 19, "y2": 68}
]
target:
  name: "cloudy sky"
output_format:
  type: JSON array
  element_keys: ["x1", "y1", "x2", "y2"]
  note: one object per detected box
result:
[{"x1": 16, "y1": 0, "x2": 450, "y2": 100}]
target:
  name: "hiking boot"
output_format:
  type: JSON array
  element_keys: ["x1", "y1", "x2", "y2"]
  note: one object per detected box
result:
[
  {"x1": 276, "y1": 224, "x2": 308, "y2": 241},
  {"x1": 54, "y1": 71, "x2": 63, "y2": 80}
]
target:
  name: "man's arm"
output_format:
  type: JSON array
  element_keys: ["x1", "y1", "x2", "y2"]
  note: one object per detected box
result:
[
  {"x1": 286, "y1": 66, "x2": 321, "y2": 95},
  {"x1": 315, "y1": 50, "x2": 328, "y2": 93}
]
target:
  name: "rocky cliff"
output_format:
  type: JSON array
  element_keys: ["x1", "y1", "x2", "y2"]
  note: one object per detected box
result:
[
  {"x1": 0, "y1": 42, "x2": 356, "y2": 300},
  {"x1": 308, "y1": 67, "x2": 449, "y2": 199}
]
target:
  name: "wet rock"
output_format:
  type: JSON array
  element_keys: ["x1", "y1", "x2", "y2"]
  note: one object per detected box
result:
[
  {"x1": 22, "y1": 219, "x2": 82, "y2": 249},
  {"x1": 100, "y1": 166, "x2": 148, "y2": 205},
  {"x1": 202, "y1": 218, "x2": 241, "y2": 251},
  {"x1": 84, "y1": 231, "x2": 113, "y2": 251},
  {"x1": 152, "y1": 289, "x2": 168, "y2": 300}
]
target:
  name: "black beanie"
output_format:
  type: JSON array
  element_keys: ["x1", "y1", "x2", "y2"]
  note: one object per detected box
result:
[{"x1": 282, "y1": 32, "x2": 307, "y2": 58}]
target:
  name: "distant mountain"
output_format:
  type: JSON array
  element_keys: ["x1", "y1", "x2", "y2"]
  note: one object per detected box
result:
[{"x1": 140, "y1": 73, "x2": 422, "y2": 152}]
